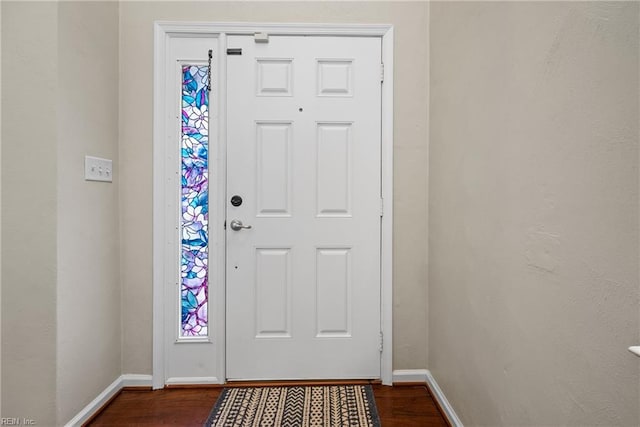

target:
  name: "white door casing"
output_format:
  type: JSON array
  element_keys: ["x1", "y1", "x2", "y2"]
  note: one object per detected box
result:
[
  {"x1": 226, "y1": 35, "x2": 382, "y2": 380},
  {"x1": 153, "y1": 22, "x2": 394, "y2": 388}
]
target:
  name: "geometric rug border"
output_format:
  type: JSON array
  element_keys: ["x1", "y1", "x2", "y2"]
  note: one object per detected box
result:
[
  {"x1": 203, "y1": 387, "x2": 232, "y2": 427},
  {"x1": 362, "y1": 384, "x2": 381, "y2": 427}
]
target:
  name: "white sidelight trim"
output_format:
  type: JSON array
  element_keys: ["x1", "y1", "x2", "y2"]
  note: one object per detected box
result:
[
  {"x1": 392, "y1": 369, "x2": 429, "y2": 383},
  {"x1": 64, "y1": 374, "x2": 153, "y2": 427},
  {"x1": 153, "y1": 24, "x2": 224, "y2": 390},
  {"x1": 425, "y1": 370, "x2": 464, "y2": 427}
]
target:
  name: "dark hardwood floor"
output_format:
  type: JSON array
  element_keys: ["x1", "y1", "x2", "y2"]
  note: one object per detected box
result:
[{"x1": 87, "y1": 384, "x2": 448, "y2": 426}]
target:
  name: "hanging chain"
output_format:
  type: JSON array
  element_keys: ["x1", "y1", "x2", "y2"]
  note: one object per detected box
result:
[{"x1": 206, "y1": 49, "x2": 213, "y2": 92}]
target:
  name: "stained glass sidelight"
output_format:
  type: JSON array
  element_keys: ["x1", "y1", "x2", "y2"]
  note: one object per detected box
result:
[{"x1": 180, "y1": 65, "x2": 209, "y2": 337}]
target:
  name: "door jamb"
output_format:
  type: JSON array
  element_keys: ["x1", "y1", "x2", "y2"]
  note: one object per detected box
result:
[{"x1": 153, "y1": 21, "x2": 394, "y2": 388}]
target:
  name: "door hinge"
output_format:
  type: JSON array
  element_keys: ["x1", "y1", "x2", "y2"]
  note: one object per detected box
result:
[
  {"x1": 379, "y1": 332, "x2": 384, "y2": 352},
  {"x1": 380, "y1": 63, "x2": 384, "y2": 83},
  {"x1": 224, "y1": 220, "x2": 227, "y2": 230},
  {"x1": 380, "y1": 198, "x2": 384, "y2": 218}
]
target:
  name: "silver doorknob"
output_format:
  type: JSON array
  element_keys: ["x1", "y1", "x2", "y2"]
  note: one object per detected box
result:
[{"x1": 230, "y1": 219, "x2": 252, "y2": 231}]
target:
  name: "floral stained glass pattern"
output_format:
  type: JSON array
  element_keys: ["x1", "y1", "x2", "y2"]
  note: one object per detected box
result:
[{"x1": 181, "y1": 65, "x2": 209, "y2": 337}]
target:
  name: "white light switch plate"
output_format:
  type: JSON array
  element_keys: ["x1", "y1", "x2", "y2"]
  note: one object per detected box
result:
[{"x1": 85, "y1": 156, "x2": 113, "y2": 182}]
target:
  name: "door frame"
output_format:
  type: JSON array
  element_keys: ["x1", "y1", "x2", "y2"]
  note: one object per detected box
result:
[{"x1": 153, "y1": 21, "x2": 394, "y2": 389}]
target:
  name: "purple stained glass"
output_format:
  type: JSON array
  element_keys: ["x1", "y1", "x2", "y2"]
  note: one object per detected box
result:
[{"x1": 181, "y1": 65, "x2": 209, "y2": 337}]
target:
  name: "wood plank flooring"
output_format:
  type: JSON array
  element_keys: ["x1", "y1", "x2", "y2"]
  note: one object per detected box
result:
[{"x1": 87, "y1": 384, "x2": 448, "y2": 426}]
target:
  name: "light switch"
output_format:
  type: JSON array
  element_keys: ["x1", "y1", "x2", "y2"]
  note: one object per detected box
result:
[{"x1": 85, "y1": 156, "x2": 113, "y2": 182}]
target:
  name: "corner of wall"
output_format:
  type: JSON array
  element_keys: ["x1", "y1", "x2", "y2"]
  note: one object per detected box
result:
[
  {"x1": 117, "y1": 0, "x2": 126, "y2": 378},
  {"x1": 424, "y1": 0, "x2": 431, "y2": 369},
  {"x1": 0, "y1": 0, "x2": 4, "y2": 416}
]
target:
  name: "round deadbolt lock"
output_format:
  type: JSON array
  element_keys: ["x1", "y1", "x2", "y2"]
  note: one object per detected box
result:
[{"x1": 230, "y1": 195, "x2": 243, "y2": 207}]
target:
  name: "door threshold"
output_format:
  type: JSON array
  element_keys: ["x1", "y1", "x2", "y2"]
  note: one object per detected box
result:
[
  {"x1": 164, "y1": 379, "x2": 381, "y2": 389},
  {"x1": 224, "y1": 379, "x2": 382, "y2": 388}
]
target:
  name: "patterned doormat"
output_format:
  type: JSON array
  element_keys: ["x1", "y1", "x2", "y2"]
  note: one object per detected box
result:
[{"x1": 204, "y1": 385, "x2": 381, "y2": 427}]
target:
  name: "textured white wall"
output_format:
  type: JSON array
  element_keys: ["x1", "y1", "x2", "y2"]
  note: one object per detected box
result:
[
  {"x1": 1, "y1": 2, "x2": 59, "y2": 423},
  {"x1": 119, "y1": 1, "x2": 430, "y2": 374},
  {"x1": 56, "y1": 2, "x2": 120, "y2": 424},
  {"x1": 429, "y1": 2, "x2": 639, "y2": 425}
]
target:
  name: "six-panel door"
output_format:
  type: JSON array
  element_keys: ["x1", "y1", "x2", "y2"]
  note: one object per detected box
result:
[{"x1": 226, "y1": 35, "x2": 382, "y2": 380}]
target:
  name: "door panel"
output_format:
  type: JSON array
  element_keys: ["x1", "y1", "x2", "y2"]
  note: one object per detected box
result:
[
  {"x1": 255, "y1": 248, "x2": 291, "y2": 337},
  {"x1": 316, "y1": 248, "x2": 352, "y2": 337},
  {"x1": 256, "y1": 122, "x2": 292, "y2": 216},
  {"x1": 316, "y1": 123, "x2": 352, "y2": 216},
  {"x1": 226, "y1": 35, "x2": 381, "y2": 380}
]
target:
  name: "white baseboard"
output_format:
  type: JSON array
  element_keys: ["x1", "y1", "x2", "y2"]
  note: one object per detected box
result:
[
  {"x1": 65, "y1": 371, "x2": 462, "y2": 427},
  {"x1": 392, "y1": 369, "x2": 429, "y2": 383},
  {"x1": 165, "y1": 376, "x2": 223, "y2": 385},
  {"x1": 64, "y1": 374, "x2": 152, "y2": 427},
  {"x1": 122, "y1": 374, "x2": 154, "y2": 387},
  {"x1": 392, "y1": 369, "x2": 462, "y2": 427},
  {"x1": 425, "y1": 370, "x2": 463, "y2": 427}
]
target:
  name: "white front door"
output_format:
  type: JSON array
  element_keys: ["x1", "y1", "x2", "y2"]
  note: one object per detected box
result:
[{"x1": 226, "y1": 35, "x2": 382, "y2": 380}]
